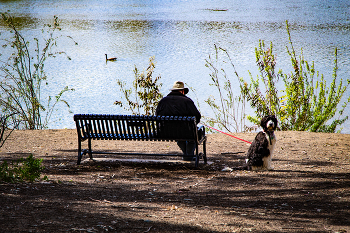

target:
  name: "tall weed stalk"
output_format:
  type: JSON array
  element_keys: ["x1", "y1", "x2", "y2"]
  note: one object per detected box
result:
[
  {"x1": 0, "y1": 13, "x2": 76, "y2": 129},
  {"x1": 205, "y1": 44, "x2": 247, "y2": 133},
  {"x1": 0, "y1": 112, "x2": 19, "y2": 148}
]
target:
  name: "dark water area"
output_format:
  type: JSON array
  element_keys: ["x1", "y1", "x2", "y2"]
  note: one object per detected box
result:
[{"x1": 0, "y1": 0, "x2": 349, "y2": 133}]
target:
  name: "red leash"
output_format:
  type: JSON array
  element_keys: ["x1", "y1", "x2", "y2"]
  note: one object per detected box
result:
[{"x1": 203, "y1": 124, "x2": 252, "y2": 144}]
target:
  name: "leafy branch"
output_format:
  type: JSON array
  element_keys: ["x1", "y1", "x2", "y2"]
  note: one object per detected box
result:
[{"x1": 115, "y1": 57, "x2": 163, "y2": 115}]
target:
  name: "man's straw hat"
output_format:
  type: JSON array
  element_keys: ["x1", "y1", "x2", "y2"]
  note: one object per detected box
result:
[{"x1": 170, "y1": 81, "x2": 189, "y2": 94}]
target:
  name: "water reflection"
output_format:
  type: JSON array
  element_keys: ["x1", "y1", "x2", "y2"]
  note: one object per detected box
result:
[
  {"x1": 0, "y1": 15, "x2": 39, "y2": 29},
  {"x1": 0, "y1": 0, "x2": 349, "y2": 133}
]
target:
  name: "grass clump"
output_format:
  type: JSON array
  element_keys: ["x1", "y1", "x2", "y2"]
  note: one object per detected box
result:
[{"x1": 0, "y1": 154, "x2": 47, "y2": 183}]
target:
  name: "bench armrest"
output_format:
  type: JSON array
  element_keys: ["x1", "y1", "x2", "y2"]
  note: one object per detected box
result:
[{"x1": 197, "y1": 125, "x2": 206, "y2": 141}]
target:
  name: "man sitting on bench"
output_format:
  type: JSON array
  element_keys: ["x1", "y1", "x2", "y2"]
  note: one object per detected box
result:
[{"x1": 156, "y1": 81, "x2": 201, "y2": 161}]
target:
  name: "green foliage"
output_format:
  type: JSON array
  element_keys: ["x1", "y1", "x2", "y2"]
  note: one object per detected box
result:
[
  {"x1": 115, "y1": 57, "x2": 163, "y2": 115},
  {"x1": 241, "y1": 21, "x2": 350, "y2": 132},
  {"x1": 0, "y1": 154, "x2": 47, "y2": 183},
  {"x1": 239, "y1": 40, "x2": 282, "y2": 126},
  {"x1": 0, "y1": 13, "x2": 76, "y2": 129},
  {"x1": 204, "y1": 45, "x2": 248, "y2": 133}
]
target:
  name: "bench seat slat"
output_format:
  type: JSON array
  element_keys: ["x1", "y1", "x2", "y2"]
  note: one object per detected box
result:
[{"x1": 87, "y1": 133, "x2": 157, "y2": 140}]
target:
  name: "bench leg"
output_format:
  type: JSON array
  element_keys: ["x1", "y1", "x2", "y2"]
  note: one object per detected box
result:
[
  {"x1": 88, "y1": 138, "x2": 93, "y2": 160},
  {"x1": 203, "y1": 138, "x2": 207, "y2": 164},
  {"x1": 77, "y1": 139, "x2": 82, "y2": 165},
  {"x1": 77, "y1": 138, "x2": 94, "y2": 165},
  {"x1": 194, "y1": 144, "x2": 199, "y2": 167},
  {"x1": 78, "y1": 150, "x2": 88, "y2": 165}
]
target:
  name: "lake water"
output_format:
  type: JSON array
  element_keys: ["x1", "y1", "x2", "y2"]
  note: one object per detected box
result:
[{"x1": 1, "y1": 0, "x2": 350, "y2": 133}]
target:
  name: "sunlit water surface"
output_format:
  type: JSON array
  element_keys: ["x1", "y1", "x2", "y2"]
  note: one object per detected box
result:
[{"x1": 1, "y1": 0, "x2": 349, "y2": 133}]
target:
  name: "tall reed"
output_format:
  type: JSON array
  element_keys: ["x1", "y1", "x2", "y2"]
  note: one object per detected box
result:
[
  {"x1": 204, "y1": 44, "x2": 248, "y2": 133},
  {"x1": 0, "y1": 13, "x2": 77, "y2": 129}
]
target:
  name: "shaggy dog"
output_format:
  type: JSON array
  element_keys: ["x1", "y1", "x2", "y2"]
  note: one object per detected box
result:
[{"x1": 245, "y1": 115, "x2": 278, "y2": 171}]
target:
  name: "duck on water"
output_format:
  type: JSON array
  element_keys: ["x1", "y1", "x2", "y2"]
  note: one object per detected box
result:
[{"x1": 105, "y1": 54, "x2": 117, "y2": 61}]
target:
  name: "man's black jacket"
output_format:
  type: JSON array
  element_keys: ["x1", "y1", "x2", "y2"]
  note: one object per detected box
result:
[{"x1": 155, "y1": 91, "x2": 201, "y2": 124}]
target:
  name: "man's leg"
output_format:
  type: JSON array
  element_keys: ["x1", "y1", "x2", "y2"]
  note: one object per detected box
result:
[{"x1": 177, "y1": 141, "x2": 196, "y2": 161}]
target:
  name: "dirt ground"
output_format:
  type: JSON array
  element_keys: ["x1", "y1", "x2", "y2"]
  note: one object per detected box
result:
[{"x1": 0, "y1": 129, "x2": 349, "y2": 233}]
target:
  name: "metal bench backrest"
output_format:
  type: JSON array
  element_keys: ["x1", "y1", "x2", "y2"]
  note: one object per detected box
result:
[{"x1": 74, "y1": 114, "x2": 198, "y2": 142}]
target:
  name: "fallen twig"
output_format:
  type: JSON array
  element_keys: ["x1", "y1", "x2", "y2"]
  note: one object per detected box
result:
[{"x1": 144, "y1": 226, "x2": 153, "y2": 233}]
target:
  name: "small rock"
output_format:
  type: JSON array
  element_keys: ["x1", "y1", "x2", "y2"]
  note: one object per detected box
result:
[{"x1": 222, "y1": 167, "x2": 233, "y2": 172}]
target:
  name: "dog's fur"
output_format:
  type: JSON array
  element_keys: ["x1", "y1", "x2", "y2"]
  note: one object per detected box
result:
[{"x1": 245, "y1": 115, "x2": 278, "y2": 171}]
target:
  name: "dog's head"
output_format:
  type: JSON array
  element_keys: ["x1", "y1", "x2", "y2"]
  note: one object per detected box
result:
[{"x1": 260, "y1": 115, "x2": 278, "y2": 132}]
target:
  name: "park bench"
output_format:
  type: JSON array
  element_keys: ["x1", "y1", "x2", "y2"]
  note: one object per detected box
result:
[{"x1": 73, "y1": 114, "x2": 207, "y2": 167}]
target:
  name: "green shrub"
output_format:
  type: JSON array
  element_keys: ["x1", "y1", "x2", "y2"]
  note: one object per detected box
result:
[
  {"x1": 206, "y1": 21, "x2": 350, "y2": 133},
  {"x1": 240, "y1": 21, "x2": 350, "y2": 132},
  {"x1": 0, "y1": 154, "x2": 46, "y2": 183}
]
